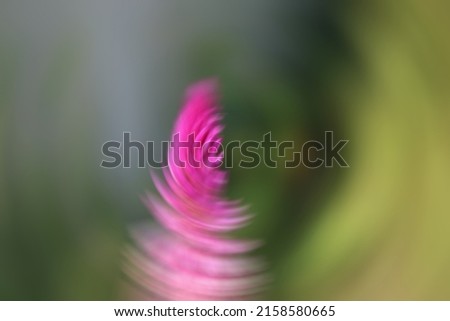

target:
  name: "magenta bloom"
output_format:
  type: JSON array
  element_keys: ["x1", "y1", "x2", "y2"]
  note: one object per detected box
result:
[{"x1": 125, "y1": 79, "x2": 264, "y2": 300}]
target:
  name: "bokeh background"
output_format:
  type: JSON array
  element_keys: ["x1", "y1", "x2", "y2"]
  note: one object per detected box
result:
[{"x1": 1, "y1": 0, "x2": 449, "y2": 300}]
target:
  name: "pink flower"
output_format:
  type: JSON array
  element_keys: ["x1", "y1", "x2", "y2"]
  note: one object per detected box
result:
[{"x1": 125, "y1": 79, "x2": 265, "y2": 300}]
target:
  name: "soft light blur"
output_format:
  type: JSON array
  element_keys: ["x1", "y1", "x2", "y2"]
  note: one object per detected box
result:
[{"x1": 0, "y1": 0, "x2": 449, "y2": 300}]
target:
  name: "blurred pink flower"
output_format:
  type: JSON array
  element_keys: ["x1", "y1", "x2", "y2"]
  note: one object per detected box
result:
[{"x1": 125, "y1": 79, "x2": 265, "y2": 300}]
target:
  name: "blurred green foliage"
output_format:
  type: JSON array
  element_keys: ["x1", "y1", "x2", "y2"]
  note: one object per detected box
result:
[{"x1": 0, "y1": 0, "x2": 449, "y2": 299}]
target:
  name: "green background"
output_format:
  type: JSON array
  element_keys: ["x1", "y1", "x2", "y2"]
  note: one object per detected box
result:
[{"x1": 1, "y1": 0, "x2": 449, "y2": 299}]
